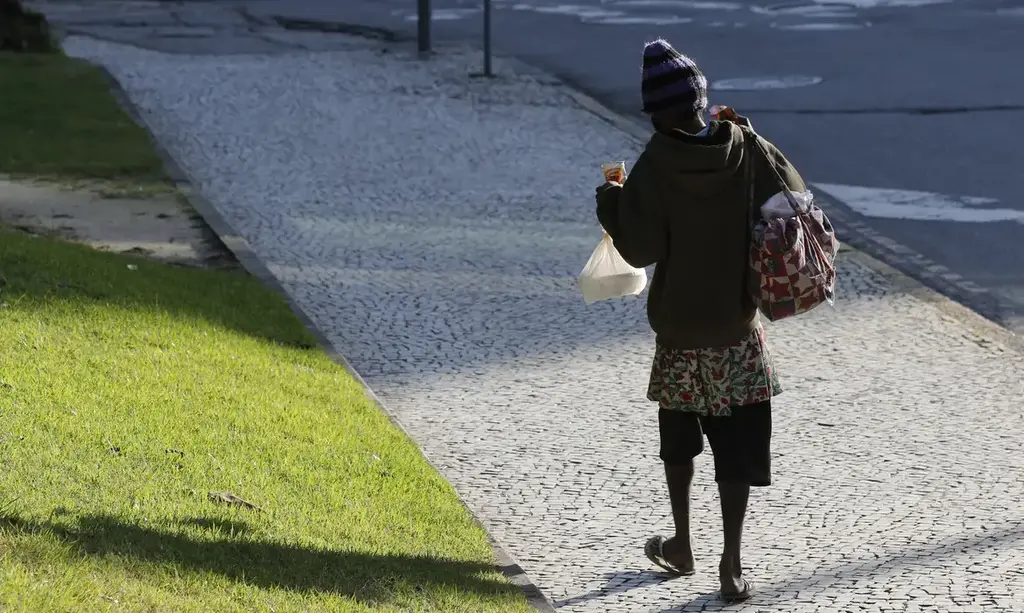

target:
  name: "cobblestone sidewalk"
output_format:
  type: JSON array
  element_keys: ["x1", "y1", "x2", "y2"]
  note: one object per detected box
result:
[{"x1": 61, "y1": 27, "x2": 1024, "y2": 613}]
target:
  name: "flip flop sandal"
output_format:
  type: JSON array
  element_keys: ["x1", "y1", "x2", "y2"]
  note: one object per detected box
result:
[
  {"x1": 644, "y1": 535, "x2": 695, "y2": 577},
  {"x1": 721, "y1": 578, "x2": 754, "y2": 603}
]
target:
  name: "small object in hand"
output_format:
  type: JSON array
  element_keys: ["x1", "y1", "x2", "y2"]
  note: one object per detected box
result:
[
  {"x1": 710, "y1": 104, "x2": 739, "y2": 122},
  {"x1": 601, "y1": 161, "x2": 627, "y2": 184},
  {"x1": 711, "y1": 104, "x2": 752, "y2": 128}
]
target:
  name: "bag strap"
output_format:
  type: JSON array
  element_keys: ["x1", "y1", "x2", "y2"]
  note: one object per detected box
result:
[
  {"x1": 743, "y1": 127, "x2": 833, "y2": 277},
  {"x1": 743, "y1": 129, "x2": 757, "y2": 234},
  {"x1": 741, "y1": 129, "x2": 757, "y2": 308},
  {"x1": 743, "y1": 127, "x2": 801, "y2": 213}
]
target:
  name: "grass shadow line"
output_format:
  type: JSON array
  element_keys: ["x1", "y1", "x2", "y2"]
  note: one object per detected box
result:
[
  {"x1": 0, "y1": 227, "x2": 317, "y2": 350},
  {"x1": 0, "y1": 512, "x2": 520, "y2": 606}
]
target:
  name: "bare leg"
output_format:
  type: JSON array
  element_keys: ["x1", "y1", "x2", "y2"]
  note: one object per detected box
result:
[
  {"x1": 718, "y1": 482, "x2": 749, "y2": 595},
  {"x1": 661, "y1": 461, "x2": 695, "y2": 572}
]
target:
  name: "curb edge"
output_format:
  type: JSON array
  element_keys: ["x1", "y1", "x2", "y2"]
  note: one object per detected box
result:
[
  {"x1": 80, "y1": 52, "x2": 556, "y2": 613},
  {"x1": 842, "y1": 250, "x2": 1024, "y2": 354}
]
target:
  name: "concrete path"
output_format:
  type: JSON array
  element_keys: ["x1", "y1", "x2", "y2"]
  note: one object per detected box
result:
[{"x1": 58, "y1": 21, "x2": 1024, "y2": 613}]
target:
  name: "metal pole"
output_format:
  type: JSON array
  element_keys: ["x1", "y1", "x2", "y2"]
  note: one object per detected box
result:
[
  {"x1": 483, "y1": 0, "x2": 492, "y2": 76},
  {"x1": 418, "y1": 0, "x2": 431, "y2": 54}
]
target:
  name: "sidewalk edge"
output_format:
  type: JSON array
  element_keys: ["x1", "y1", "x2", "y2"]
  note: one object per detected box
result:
[
  {"x1": 88, "y1": 59, "x2": 557, "y2": 613},
  {"x1": 842, "y1": 250, "x2": 1023, "y2": 354},
  {"x1": 557, "y1": 84, "x2": 1023, "y2": 355}
]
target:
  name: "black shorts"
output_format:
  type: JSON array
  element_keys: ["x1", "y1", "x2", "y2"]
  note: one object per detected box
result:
[{"x1": 658, "y1": 400, "x2": 772, "y2": 486}]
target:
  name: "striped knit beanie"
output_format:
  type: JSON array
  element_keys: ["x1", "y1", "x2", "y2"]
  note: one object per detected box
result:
[{"x1": 641, "y1": 39, "x2": 708, "y2": 115}]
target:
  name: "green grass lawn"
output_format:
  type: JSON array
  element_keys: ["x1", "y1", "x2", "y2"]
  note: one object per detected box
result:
[
  {"x1": 0, "y1": 230, "x2": 531, "y2": 612},
  {"x1": 0, "y1": 48, "x2": 529, "y2": 612},
  {"x1": 0, "y1": 52, "x2": 171, "y2": 194}
]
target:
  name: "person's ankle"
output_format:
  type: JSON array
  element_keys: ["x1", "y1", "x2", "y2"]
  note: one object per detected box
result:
[
  {"x1": 667, "y1": 534, "x2": 691, "y2": 551},
  {"x1": 719, "y1": 552, "x2": 741, "y2": 576},
  {"x1": 663, "y1": 536, "x2": 695, "y2": 568}
]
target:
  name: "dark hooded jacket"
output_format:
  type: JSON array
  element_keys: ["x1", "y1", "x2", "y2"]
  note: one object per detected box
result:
[{"x1": 596, "y1": 121, "x2": 805, "y2": 350}]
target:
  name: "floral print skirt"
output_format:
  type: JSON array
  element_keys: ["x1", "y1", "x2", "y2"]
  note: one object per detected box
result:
[{"x1": 647, "y1": 325, "x2": 782, "y2": 417}]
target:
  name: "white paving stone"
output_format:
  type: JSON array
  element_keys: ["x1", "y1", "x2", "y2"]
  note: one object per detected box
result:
[{"x1": 64, "y1": 34, "x2": 1024, "y2": 612}]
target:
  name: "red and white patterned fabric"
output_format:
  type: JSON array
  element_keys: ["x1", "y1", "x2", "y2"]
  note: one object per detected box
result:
[
  {"x1": 647, "y1": 325, "x2": 782, "y2": 416},
  {"x1": 746, "y1": 136, "x2": 839, "y2": 322}
]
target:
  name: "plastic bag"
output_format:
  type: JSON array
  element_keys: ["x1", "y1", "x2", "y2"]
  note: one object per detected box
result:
[
  {"x1": 578, "y1": 233, "x2": 647, "y2": 304},
  {"x1": 760, "y1": 190, "x2": 813, "y2": 220}
]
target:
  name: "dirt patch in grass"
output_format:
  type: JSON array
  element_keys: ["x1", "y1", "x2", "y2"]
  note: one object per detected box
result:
[
  {"x1": 0, "y1": 179, "x2": 234, "y2": 267},
  {"x1": 0, "y1": 51, "x2": 234, "y2": 267}
]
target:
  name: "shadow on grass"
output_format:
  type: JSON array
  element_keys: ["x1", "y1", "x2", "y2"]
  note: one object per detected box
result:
[
  {"x1": 0, "y1": 512, "x2": 519, "y2": 605},
  {"x1": 0, "y1": 53, "x2": 169, "y2": 183},
  {"x1": 176, "y1": 516, "x2": 255, "y2": 537},
  {"x1": 0, "y1": 227, "x2": 316, "y2": 349}
]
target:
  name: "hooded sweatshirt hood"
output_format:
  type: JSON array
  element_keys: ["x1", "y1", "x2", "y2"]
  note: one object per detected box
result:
[{"x1": 643, "y1": 120, "x2": 746, "y2": 195}]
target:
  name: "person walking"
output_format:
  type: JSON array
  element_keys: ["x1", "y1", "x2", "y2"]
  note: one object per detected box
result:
[{"x1": 594, "y1": 38, "x2": 807, "y2": 603}]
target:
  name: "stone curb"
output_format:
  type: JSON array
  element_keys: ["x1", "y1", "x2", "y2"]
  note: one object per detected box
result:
[
  {"x1": 559, "y1": 85, "x2": 1023, "y2": 356},
  {"x1": 842, "y1": 249, "x2": 1023, "y2": 354},
  {"x1": 77, "y1": 46, "x2": 557, "y2": 613}
]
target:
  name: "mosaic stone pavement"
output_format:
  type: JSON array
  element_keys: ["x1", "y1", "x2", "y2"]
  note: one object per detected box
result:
[{"x1": 58, "y1": 25, "x2": 1024, "y2": 612}]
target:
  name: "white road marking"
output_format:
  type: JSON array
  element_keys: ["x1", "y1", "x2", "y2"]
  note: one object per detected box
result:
[
  {"x1": 751, "y1": 5, "x2": 854, "y2": 16},
  {"x1": 772, "y1": 20, "x2": 869, "y2": 29},
  {"x1": 813, "y1": 0, "x2": 951, "y2": 7},
  {"x1": 612, "y1": 0, "x2": 744, "y2": 8},
  {"x1": 711, "y1": 75, "x2": 824, "y2": 90},
  {"x1": 814, "y1": 184, "x2": 1024, "y2": 223},
  {"x1": 584, "y1": 13, "x2": 693, "y2": 23},
  {"x1": 401, "y1": 8, "x2": 479, "y2": 20},
  {"x1": 510, "y1": 3, "x2": 626, "y2": 18}
]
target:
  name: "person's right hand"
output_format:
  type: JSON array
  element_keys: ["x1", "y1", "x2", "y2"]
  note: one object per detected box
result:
[
  {"x1": 713, "y1": 105, "x2": 753, "y2": 129},
  {"x1": 733, "y1": 114, "x2": 753, "y2": 129},
  {"x1": 595, "y1": 181, "x2": 622, "y2": 217}
]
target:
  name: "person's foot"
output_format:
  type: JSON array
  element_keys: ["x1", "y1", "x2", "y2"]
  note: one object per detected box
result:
[
  {"x1": 719, "y1": 555, "x2": 750, "y2": 599},
  {"x1": 644, "y1": 535, "x2": 695, "y2": 576},
  {"x1": 661, "y1": 536, "x2": 695, "y2": 575}
]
